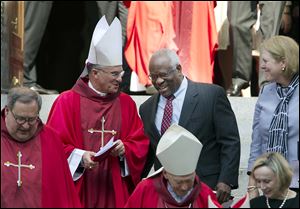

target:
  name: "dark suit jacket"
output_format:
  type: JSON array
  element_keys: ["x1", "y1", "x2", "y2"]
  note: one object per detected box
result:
[{"x1": 139, "y1": 80, "x2": 241, "y2": 189}]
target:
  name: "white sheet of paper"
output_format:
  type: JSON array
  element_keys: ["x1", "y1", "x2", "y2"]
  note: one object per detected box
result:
[{"x1": 94, "y1": 137, "x2": 117, "y2": 157}]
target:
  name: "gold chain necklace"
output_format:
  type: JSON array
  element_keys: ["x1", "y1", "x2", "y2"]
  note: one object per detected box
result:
[{"x1": 266, "y1": 190, "x2": 289, "y2": 208}]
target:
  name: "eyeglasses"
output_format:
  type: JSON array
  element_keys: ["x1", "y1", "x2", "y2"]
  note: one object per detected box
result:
[
  {"x1": 95, "y1": 68, "x2": 125, "y2": 79},
  {"x1": 10, "y1": 110, "x2": 39, "y2": 125},
  {"x1": 149, "y1": 68, "x2": 176, "y2": 81}
]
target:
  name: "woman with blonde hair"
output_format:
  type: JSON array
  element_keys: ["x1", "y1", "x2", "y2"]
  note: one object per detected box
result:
[
  {"x1": 247, "y1": 35, "x2": 299, "y2": 199},
  {"x1": 250, "y1": 152, "x2": 299, "y2": 208}
]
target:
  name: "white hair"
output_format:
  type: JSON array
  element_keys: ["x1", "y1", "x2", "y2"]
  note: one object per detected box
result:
[{"x1": 150, "y1": 48, "x2": 180, "y2": 68}]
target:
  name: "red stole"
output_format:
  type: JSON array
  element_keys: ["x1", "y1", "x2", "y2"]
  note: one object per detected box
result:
[
  {"x1": 153, "y1": 174, "x2": 201, "y2": 208},
  {"x1": 1, "y1": 110, "x2": 43, "y2": 207}
]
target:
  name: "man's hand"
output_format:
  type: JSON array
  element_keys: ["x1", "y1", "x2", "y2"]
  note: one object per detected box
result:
[
  {"x1": 216, "y1": 182, "x2": 232, "y2": 204},
  {"x1": 82, "y1": 151, "x2": 97, "y2": 169},
  {"x1": 110, "y1": 139, "x2": 125, "y2": 157}
]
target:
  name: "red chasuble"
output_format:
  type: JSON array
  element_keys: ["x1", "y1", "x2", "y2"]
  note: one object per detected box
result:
[
  {"x1": 125, "y1": 172, "x2": 220, "y2": 208},
  {"x1": 1, "y1": 110, "x2": 82, "y2": 208},
  {"x1": 47, "y1": 77, "x2": 150, "y2": 208}
]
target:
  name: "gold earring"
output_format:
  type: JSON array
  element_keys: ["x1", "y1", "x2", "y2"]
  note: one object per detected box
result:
[{"x1": 281, "y1": 67, "x2": 286, "y2": 71}]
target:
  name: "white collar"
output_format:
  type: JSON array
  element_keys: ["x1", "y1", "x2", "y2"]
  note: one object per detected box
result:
[
  {"x1": 173, "y1": 76, "x2": 188, "y2": 98},
  {"x1": 88, "y1": 80, "x2": 107, "y2": 96},
  {"x1": 167, "y1": 181, "x2": 193, "y2": 203}
]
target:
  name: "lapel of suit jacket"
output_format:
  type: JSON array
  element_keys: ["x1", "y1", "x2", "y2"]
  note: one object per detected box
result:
[
  {"x1": 179, "y1": 80, "x2": 199, "y2": 127},
  {"x1": 149, "y1": 94, "x2": 162, "y2": 142}
]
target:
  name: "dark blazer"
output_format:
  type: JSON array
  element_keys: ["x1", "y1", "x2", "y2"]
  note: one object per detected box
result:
[{"x1": 139, "y1": 80, "x2": 241, "y2": 189}]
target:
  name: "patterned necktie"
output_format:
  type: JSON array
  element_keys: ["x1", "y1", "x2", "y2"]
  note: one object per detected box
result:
[{"x1": 161, "y1": 95, "x2": 175, "y2": 135}]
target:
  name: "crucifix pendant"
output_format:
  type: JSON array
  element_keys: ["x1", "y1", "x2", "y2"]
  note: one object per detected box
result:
[
  {"x1": 4, "y1": 151, "x2": 35, "y2": 187},
  {"x1": 88, "y1": 116, "x2": 117, "y2": 147}
]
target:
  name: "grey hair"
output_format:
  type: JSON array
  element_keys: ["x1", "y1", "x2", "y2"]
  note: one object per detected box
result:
[
  {"x1": 150, "y1": 48, "x2": 180, "y2": 68},
  {"x1": 7, "y1": 87, "x2": 42, "y2": 112},
  {"x1": 86, "y1": 62, "x2": 102, "y2": 74}
]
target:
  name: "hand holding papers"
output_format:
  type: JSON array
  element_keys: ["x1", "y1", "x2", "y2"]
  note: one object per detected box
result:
[{"x1": 92, "y1": 137, "x2": 117, "y2": 162}]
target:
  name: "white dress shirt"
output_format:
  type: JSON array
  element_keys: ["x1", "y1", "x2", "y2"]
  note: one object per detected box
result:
[{"x1": 155, "y1": 77, "x2": 188, "y2": 134}]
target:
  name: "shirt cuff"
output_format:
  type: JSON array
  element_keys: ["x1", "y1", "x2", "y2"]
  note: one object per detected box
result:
[{"x1": 67, "y1": 148, "x2": 86, "y2": 181}]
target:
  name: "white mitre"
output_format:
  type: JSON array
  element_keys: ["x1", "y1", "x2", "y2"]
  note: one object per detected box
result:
[
  {"x1": 156, "y1": 124, "x2": 203, "y2": 176},
  {"x1": 80, "y1": 15, "x2": 122, "y2": 77}
]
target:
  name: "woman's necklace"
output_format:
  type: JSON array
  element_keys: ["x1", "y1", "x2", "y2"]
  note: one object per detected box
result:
[{"x1": 266, "y1": 189, "x2": 289, "y2": 208}]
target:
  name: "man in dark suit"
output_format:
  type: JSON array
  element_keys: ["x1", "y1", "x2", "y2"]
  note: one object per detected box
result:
[{"x1": 139, "y1": 48, "x2": 241, "y2": 204}]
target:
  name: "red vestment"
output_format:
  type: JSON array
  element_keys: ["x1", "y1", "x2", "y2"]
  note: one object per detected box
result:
[
  {"x1": 46, "y1": 77, "x2": 150, "y2": 208},
  {"x1": 1, "y1": 110, "x2": 82, "y2": 208},
  {"x1": 174, "y1": 1, "x2": 218, "y2": 83},
  {"x1": 124, "y1": 1, "x2": 178, "y2": 86},
  {"x1": 124, "y1": 171, "x2": 221, "y2": 208},
  {"x1": 124, "y1": 1, "x2": 218, "y2": 85}
]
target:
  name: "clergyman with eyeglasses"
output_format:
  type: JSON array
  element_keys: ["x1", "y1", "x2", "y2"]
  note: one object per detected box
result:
[
  {"x1": 139, "y1": 48, "x2": 241, "y2": 205},
  {"x1": 1, "y1": 87, "x2": 81, "y2": 208},
  {"x1": 46, "y1": 16, "x2": 149, "y2": 208}
]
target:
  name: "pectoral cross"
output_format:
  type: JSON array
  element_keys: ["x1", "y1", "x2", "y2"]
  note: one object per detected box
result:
[
  {"x1": 88, "y1": 116, "x2": 117, "y2": 147},
  {"x1": 4, "y1": 151, "x2": 35, "y2": 187}
]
